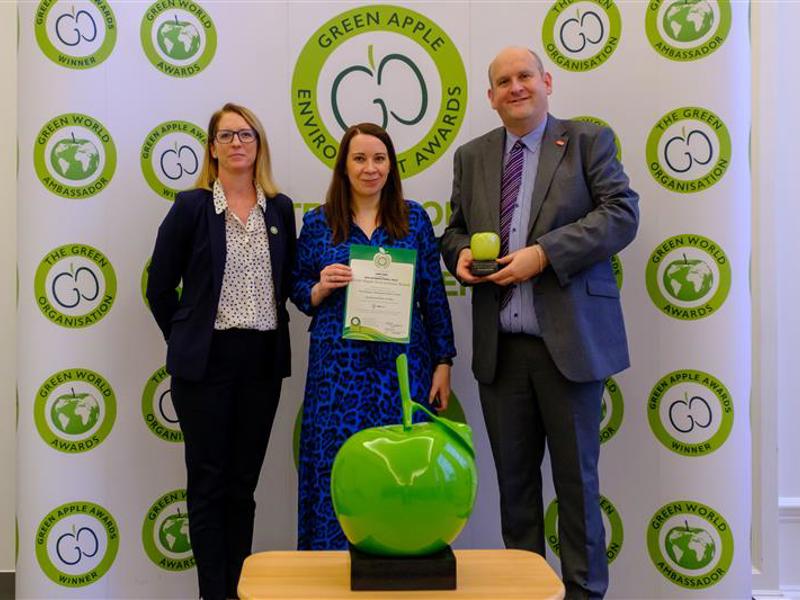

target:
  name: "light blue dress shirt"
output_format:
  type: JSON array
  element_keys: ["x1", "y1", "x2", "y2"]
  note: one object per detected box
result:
[{"x1": 499, "y1": 116, "x2": 547, "y2": 335}]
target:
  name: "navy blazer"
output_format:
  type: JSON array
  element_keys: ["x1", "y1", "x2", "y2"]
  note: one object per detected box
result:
[{"x1": 146, "y1": 188, "x2": 297, "y2": 382}]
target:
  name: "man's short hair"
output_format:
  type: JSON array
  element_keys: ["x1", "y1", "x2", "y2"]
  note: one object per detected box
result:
[{"x1": 488, "y1": 48, "x2": 545, "y2": 87}]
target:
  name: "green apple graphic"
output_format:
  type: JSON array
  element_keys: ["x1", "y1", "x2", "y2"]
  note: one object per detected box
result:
[
  {"x1": 55, "y1": 5, "x2": 98, "y2": 47},
  {"x1": 158, "y1": 509, "x2": 191, "y2": 553},
  {"x1": 665, "y1": 520, "x2": 715, "y2": 569},
  {"x1": 663, "y1": 0, "x2": 714, "y2": 43},
  {"x1": 663, "y1": 253, "x2": 713, "y2": 301},
  {"x1": 51, "y1": 387, "x2": 100, "y2": 435},
  {"x1": 50, "y1": 132, "x2": 100, "y2": 181},
  {"x1": 470, "y1": 232, "x2": 500, "y2": 261},
  {"x1": 559, "y1": 9, "x2": 604, "y2": 53},
  {"x1": 330, "y1": 354, "x2": 477, "y2": 555},
  {"x1": 331, "y1": 45, "x2": 427, "y2": 132},
  {"x1": 157, "y1": 15, "x2": 201, "y2": 60}
]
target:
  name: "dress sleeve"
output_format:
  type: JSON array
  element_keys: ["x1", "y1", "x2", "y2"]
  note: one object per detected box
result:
[
  {"x1": 290, "y1": 209, "x2": 325, "y2": 316},
  {"x1": 412, "y1": 203, "x2": 456, "y2": 361}
]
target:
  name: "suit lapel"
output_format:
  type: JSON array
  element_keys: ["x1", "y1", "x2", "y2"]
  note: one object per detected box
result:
[
  {"x1": 263, "y1": 199, "x2": 284, "y2": 300},
  {"x1": 207, "y1": 193, "x2": 226, "y2": 303},
  {"x1": 528, "y1": 116, "x2": 568, "y2": 239},
  {"x1": 481, "y1": 128, "x2": 506, "y2": 234}
]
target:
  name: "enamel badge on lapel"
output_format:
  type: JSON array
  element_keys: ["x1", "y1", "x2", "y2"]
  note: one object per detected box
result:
[
  {"x1": 270, "y1": 226, "x2": 278, "y2": 235},
  {"x1": 556, "y1": 139, "x2": 566, "y2": 147}
]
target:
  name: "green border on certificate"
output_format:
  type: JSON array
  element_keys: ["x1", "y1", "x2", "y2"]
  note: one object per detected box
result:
[{"x1": 343, "y1": 245, "x2": 417, "y2": 343}]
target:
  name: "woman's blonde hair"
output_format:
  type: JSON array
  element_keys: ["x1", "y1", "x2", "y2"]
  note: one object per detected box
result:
[{"x1": 196, "y1": 102, "x2": 279, "y2": 197}]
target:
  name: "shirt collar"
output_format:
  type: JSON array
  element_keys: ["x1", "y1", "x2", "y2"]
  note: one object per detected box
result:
[
  {"x1": 504, "y1": 115, "x2": 548, "y2": 155},
  {"x1": 213, "y1": 179, "x2": 266, "y2": 215}
]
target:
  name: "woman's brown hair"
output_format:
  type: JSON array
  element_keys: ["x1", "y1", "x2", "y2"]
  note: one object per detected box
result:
[{"x1": 324, "y1": 123, "x2": 408, "y2": 244}]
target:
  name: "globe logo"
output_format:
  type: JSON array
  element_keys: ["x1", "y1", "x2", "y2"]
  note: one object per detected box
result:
[
  {"x1": 49, "y1": 133, "x2": 100, "y2": 181},
  {"x1": 50, "y1": 388, "x2": 100, "y2": 435},
  {"x1": 665, "y1": 520, "x2": 716, "y2": 569},
  {"x1": 662, "y1": 254, "x2": 713, "y2": 301},
  {"x1": 157, "y1": 15, "x2": 201, "y2": 60},
  {"x1": 663, "y1": 0, "x2": 714, "y2": 43},
  {"x1": 158, "y1": 509, "x2": 191, "y2": 553}
]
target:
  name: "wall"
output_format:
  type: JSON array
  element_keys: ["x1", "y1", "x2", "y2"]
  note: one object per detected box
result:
[{"x1": 1, "y1": 0, "x2": 18, "y2": 583}]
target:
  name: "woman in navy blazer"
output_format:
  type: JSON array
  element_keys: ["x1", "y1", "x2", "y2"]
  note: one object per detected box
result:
[{"x1": 147, "y1": 103, "x2": 295, "y2": 600}]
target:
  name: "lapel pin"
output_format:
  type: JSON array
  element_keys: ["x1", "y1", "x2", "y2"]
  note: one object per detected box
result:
[
  {"x1": 270, "y1": 225, "x2": 278, "y2": 235},
  {"x1": 556, "y1": 139, "x2": 566, "y2": 147}
]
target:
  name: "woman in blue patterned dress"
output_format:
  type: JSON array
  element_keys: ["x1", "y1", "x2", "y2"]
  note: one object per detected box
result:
[{"x1": 291, "y1": 123, "x2": 456, "y2": 550}]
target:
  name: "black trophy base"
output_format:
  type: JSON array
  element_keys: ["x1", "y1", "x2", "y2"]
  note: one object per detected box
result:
[
  {"x1": 471, "y1": 260, "x2": 498, "y2": 276},
  {"x1": 348, "y1": 543, "x2": 456, "y2": 591}
]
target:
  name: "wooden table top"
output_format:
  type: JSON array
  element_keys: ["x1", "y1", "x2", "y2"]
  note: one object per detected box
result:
[{"x1": 238, "y1": 549, "x2": 565, "y2": 599}]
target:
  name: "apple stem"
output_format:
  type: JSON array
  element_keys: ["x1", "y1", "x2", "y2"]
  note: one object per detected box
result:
[
  {"x1": 368, "y1": 44, "x2": 375, "y2": 72},
  {"x1": 71, "y1": 132, "x2": 76, "y2": 143},
  {"x1": 683, "y1": 253, "x2": 689, "y2": 264},
  {"x1": 396, "y1": 354, "x2": 413, "y2": 431},
  {"x1": 175, "y1": 14, "x2": 179, "y2": 24},
  {"x1": 685, "y1": 519, "x2": 690, "y2": 531}
]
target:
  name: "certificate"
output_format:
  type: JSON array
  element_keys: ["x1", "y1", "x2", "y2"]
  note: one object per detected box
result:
[{"x1": 343, "y1": 245, "x2": 417, "y2": 344}]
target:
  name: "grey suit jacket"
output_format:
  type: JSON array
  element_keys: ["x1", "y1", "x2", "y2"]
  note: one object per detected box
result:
[{"x1": 441, "y1": 115, "x2": 639, "y2": 384}]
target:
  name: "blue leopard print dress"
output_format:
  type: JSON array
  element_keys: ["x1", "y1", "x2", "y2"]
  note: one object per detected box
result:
[{"x1": 290, "y1": 200, "x2": 456, "y2": 550}]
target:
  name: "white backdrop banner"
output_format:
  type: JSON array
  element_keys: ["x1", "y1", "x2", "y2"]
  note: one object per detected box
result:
[{"x1": 18, "y1": 1, "x2": 751, "y2": 598}]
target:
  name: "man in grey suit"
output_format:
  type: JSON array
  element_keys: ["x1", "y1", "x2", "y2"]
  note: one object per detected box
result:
[{"x1": 441, "y1": 47, "x2": 639, "y2": 599}]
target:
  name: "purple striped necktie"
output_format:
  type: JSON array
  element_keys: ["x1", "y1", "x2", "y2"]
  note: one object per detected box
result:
[{"x1": 499, "y1": 139, "x2": 525, "y2": 309}]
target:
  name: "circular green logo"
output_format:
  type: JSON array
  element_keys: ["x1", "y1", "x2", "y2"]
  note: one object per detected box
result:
[
  {"x1": 648, "y1": 370, "x2": 733, "y2": 456},
  {"x1": 542, "y1": 0, "x2": 622, "y2": 72},
  {"x1": 610, "y1": 254, "x2": 623, "y2": 290},
  {"x1": 646, "y1": 1, "x2": 731, "y2": 61},
  {"x1": 646, "y1": 106, "x2": 731, "y2": 193},
  {"x1": 545, "y1": 495, "x2": 623, "y2": 563},
  {"x1": 647, "y1": 500, "x2": 733, "y2": 588},
  {"x1": 291, "y1": 4, "x2": 467, "y2": 178},
  {"x1": 140, "y1": 1, "x2": 217, "y2": 78},
  {"x1": 34, "y1": 113, "x2": 116, "y2": 199},
  {"x1": 142, "y1": 489, "x2": 195, "y2": 571},
  {"x1": 646, "y1": 234, "x2": 730, "y2": 320},
  {"x1": 34, "y1": 1, "x2": 117, "y2": 69},
  {"x1": 600, "y1": 377, "x2": 624, "y2": 444},
  {"x1": 35, "y1": 501, "x2": 119, "y2": 587},
  {"x1": 572, "y1": 116, "x2": 622, "y2": 161},
  {"x1": 141, "y1": 120, "x2": 207, "y2": 201},
  {"x1": 142, "y1": 366, "x2": 183, "y2": 443},
  {"x1": 34, "y1": 244, "x2": 116, "y2": 328},
  {"x1": 35, "y1": 368, "x2": 116, "y2": 453}
]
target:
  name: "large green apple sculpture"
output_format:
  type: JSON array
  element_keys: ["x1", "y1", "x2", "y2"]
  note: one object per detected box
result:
[{"x1": 331, "y1": 354, "x2": 477, "y2": 556}]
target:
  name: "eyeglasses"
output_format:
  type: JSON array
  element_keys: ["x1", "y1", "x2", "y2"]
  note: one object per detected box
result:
[{"x1": 214, "y1": 129, "x2": 258, "y2": 144}]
